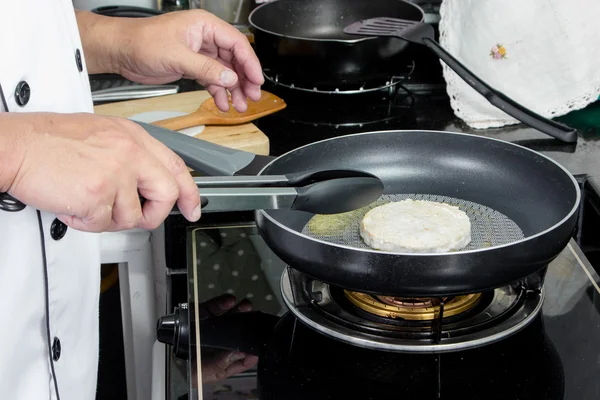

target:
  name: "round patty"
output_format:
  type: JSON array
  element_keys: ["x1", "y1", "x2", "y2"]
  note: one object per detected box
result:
[{"x1": 360, "y1": 199, "x2": 472, "y2": 253}]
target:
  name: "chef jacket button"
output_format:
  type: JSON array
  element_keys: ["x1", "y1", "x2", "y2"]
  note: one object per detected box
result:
[
  {"x1": 75, "y1": 49, "x2": 83, "y2": 72},
  {"x1": 14, "y1": 81, "x2": 30, "y2": 106},
  {"x1": 50, "y1": 218, "x2": 68, "y2": 240},
  {"x1": 52, "y1": 337, "x2": 61, "y2": 361}
]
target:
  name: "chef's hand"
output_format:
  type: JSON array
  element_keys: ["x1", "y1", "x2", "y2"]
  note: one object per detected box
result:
[
  {"x1": 196, "y1": 294, "x2": 259, "y2": 383},
  {"x1": 77, "y1": 10, "x2": 264, "y2": 112},
  {"x1": 0, "y1": 112, "x2": 200, "y2": 232}
]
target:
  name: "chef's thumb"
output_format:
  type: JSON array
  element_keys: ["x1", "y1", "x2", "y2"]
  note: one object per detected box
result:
[{"x1": 180, "y1": 51, "x2": 239, "y2": 88}]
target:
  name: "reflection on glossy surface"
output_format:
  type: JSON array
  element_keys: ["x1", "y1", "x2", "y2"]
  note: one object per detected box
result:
[
  {"x1": 187, "y1": 239, "x2": 600, "y2": 400},
  {"x1": 258, "y1": 313, "x2": 564, "y2": 400}
]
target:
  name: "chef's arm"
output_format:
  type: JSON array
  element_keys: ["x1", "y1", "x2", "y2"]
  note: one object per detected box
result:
[
  {"x1": 73, "y1": 8, "x2": 263, "y2": 112},
  {"x1": 0, "y1": 116, "x2": 27, "y2": 193},
  {"x1": 74, "y1": 10, "x2": 122, "y2": 75}
]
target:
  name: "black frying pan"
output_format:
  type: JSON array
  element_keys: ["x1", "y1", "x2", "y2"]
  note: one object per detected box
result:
[
  {"x1": 137, "y1": 120, "x2": 580, "y2": 297},
  {"x1": 248, "y1": 0, "x2": 423, "y2": 86}
]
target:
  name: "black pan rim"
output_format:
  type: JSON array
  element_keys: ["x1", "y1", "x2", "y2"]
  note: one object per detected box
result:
[
  {"x1": 248, "y1": 0, "x2": 425, "y2": 44},
  {"x1": 255, "y1": 129, "x2": 582, "y2": 257}
]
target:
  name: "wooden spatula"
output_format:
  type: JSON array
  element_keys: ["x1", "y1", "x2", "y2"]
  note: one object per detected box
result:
[{"x1": 151, "y1": 90, "x2": 286, "y2": 130}]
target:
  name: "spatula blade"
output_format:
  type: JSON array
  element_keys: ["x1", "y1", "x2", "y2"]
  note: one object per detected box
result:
[{"x1": 344, "y1": 17, "x2": 432, "y2": 43}]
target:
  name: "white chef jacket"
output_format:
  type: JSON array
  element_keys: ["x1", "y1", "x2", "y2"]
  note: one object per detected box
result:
[{"x1": 0, "y1": 1, "x2": 100, "y2": 399}]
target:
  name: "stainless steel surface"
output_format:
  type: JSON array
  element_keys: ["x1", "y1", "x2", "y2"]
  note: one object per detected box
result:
[
  {"x1": 91, "y1": 84, "x2": 179, "y2": 102},
  {"x1": 193, "y1": 175, "x2": 289, "y2": 187},
  {"x1": 301, "y1": 193, "x2": 525, "y2": 251},
  {"x1": 200, "y1": 187, "x2": 298, "y2": 212},
  {"x1": 192, "y1": 0, "x2": 251, "y2": 26},
  {"x1": 281, "y1": 267, "x2": 544, "y2": 353}
]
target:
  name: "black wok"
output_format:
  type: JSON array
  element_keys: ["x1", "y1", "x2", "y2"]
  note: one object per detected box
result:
[
  {"x1": 248, "y1": 0, "x2": 423, "y2": 85},
  {"x1": 137, "y1": 122, "x2": 580, "y2": 297}
]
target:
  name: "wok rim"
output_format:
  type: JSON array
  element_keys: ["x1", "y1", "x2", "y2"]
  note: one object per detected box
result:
[
  {"x1": 248, "y1": 0, "x2": 425, "y2": 44},
  {"x1": 256, "y1": 129, "x2": 581, "y2": 257}
]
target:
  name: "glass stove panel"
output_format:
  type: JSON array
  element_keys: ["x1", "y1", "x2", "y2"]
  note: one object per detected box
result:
[{"x1": 187, "y1": 223, "x2": 600, "y2": 400}]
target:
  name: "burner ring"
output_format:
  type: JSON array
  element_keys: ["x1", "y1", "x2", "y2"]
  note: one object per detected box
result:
[
  {"x1": 262, "y1": 62, "x2": 415, "y2": 95},
  {"x1": 281, "y1": 268, "x2": 544, "y2": 353},
  {"x1": 345, "y1": 291, "x2": 482, "y2": 321}
]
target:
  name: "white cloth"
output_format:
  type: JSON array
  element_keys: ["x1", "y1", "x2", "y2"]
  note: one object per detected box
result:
[
  {"x1": 0, "y1": 1, "x2": 100, "y2": 400},
  {"x1": 438, "y1": 0, "x2": 600, "y2": 129}
]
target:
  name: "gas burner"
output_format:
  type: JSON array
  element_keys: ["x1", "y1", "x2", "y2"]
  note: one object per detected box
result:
[
  {"x1": 345, "y1": 291, "x2": 482, "y2": 321},
  {"x1": 262, "y1": 61, "x2": 415, "y2": 96},
  {"x1": 281, "y1": 268, "x2": 544, "y2": 353}
]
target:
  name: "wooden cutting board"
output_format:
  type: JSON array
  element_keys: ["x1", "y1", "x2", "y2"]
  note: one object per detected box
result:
[{"x1": 93, "y1": 91, "x2": 270, "y2": 155}]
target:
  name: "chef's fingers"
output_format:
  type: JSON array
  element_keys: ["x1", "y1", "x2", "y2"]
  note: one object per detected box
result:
[
  {"x1": 235, "y1": 52, "x2": 264, "y2": 89},
  {"x1": 225, "y1": 298, "x2": 253, "y2": 315},
  {"x1": 135, "y1": 156, "x2": 180, "y2": 230},
  {"x1": 215, "y1": 351, "x2": 247, "y2": 371},
  {"x1": 211, "y1": 26, "x2": 264, "y2": 89},
  {"x1": 56, "y1": 186, "x2": 116, "y2": 232},
  {"x1": 106, "y1": 184, "x2": 143, "y2": 232},
  {"x1": 236, "y1": 298, "x2": 253, "y2": 313},
  {"x1": 206, "y1": 84, "x2": 231, "y2": 112},
  {"x1": 177, "y1": 49, "x2": 239, "y2": 90},
  {"x1": 241, "y1": 354, "x2": 259, "y2": 369},
  {"x1": 228, "y1": 85, "x2": 248, "y2": 113},
  {"x1": 242, "y1": 80, "x2": 262, "y2": 103},
  {"x1": 224, "y1": 359, "x2": 255, "y2": 378},
  {"x1": 134, "y1": 131, "x2": 201, "y2": 223},
  {"x1": 56, "y1": 202, "x2": 114, "y2": 233},
  {"x1": 201, "y1": 350, "x2": 248, "y2": 381},
  {"x1": 204, "y1": 293, "x2": 237, "y2": 317},
  {"x1": 231, "y1": 59, "x2": 262, "y2": 102},
  {"x1": 56, "y1": 214, "x2": 105, "y2": 233},
  {"x1": 216, "y1": 48, "x2": 262, "y2": 103}
]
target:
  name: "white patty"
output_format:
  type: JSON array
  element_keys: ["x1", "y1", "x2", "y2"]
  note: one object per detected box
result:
[{"x1": 360, "y1": 199, "x2": 471, "y2": 253}]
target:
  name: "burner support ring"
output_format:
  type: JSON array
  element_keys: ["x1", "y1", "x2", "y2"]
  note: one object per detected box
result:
[
  {"x1": 262, "y1": 61, "x2": 415, "y2": 95},
  {"x1": 281, "y1": 268, "x2": 544, "y2": 353}
]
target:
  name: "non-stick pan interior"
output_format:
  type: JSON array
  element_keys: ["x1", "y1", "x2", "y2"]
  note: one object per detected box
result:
[
  {"x1": 249, "y1": 0, "x2": 423, "y2": 41},
  {"x1": 301, "y1": 193, "x2": 525, "y2": 251},
  {"x1": 259, "y1": 130, "x2": 579, "y2": 254}
]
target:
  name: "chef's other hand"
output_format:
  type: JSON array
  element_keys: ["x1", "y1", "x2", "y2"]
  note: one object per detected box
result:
[
  {"x1": 0, "y1": 112, "x2": 200, "y2": 232},
  {"x1": 196, "y1": 294, "x2": 259, "y2": 383},
  {"x1": 77, "y1": 10, "x2": 264, "y2": 113}
]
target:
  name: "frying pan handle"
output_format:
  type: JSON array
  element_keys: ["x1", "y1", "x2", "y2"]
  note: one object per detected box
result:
[
  {"x1": 133, "y1": 121, "x2": 257, "y2": 176},
  {"x1": 422, "y1": 38, "x2": 578, "y2": 143}
]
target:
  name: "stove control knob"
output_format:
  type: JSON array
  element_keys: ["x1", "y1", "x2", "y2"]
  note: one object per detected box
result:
[{"x1": 156, "y1": 303, "x2": 189, "y2": 360}]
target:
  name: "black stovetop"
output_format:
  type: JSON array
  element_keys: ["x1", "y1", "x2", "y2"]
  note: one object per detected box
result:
[
  {"x1": 162, "y1": 41, "x2": 600, "y2": 400},
  {"x1": 179, "y1": 178, "x2": 600, "y2": 400}
]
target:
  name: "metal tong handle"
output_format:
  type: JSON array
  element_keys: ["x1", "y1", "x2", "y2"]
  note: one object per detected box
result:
[
  {"x1": 193, "y1": 175, "x2": 289, "y2": 187},
  {"x1": 196, "y1": 187, "x2": 298, "y2": 213},
  {"x1": 191, "y1": 172, "x2": 385, "y2": 214}
]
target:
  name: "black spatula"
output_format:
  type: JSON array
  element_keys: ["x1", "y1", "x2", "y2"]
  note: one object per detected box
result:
[{"x1": 344, "y1": 18, "x2": 577, "y2": 143}]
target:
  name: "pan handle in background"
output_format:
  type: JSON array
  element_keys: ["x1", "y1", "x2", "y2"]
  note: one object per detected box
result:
[
  {"x1": 133, "y1": 121, "x2": 266, "y2": 176},
  {"x1": 421, "y1": 38, "x2": 578, "y2": 143}
]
